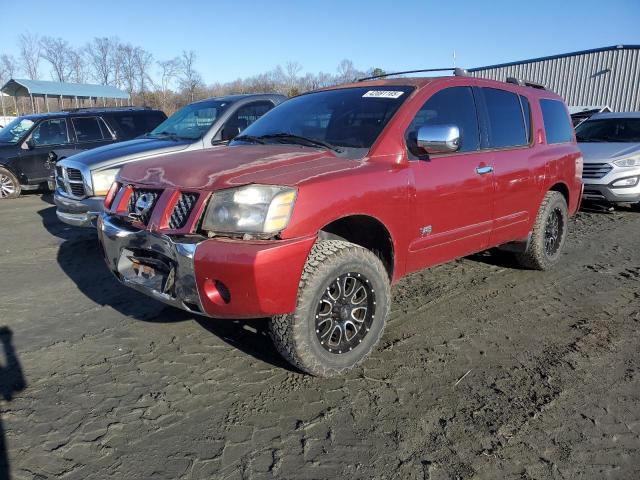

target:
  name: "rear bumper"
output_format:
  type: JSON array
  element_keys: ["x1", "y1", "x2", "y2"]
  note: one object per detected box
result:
[
  {"x1": 97, "y1": 214, "x2": 316, "y2": 319},
  {"x1": 54, "y1": 191, "x2": 105, "y2": 227}
]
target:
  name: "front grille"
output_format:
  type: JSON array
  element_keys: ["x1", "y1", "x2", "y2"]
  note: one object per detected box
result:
[
  {"x1": 66, "y1": 168, "x2": 83, "y2": 181},
  {"x1": 582, "y1": 163, "x2": 613, "y2": 179},
  {"x1": 128, "y1": 188, "x2": 161, "y2": 224},
  {"x1": 57, "y1": 166, "x2": 86, "y2": 197},
  {"x1": 69, "y1": 183, "x2": 86, "y2": 196},
  {"x1": 169, "y1": 192, "x2": 199, "y2": 229}
]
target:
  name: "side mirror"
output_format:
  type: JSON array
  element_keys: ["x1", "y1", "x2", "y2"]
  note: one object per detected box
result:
[
  {"x1": 221, "y1": 124, "x2": 241, "y2": 142},
  {"x1": 417, "y1": 124, "x2": 460, "y2": 154}
]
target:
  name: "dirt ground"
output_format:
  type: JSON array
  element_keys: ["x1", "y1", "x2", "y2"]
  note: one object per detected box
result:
[{"x1": 0, "y1": 193, "x2": 639, "y2": 480}]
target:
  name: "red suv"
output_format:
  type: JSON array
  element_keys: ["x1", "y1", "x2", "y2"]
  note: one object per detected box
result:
[{"x1": 97, "y1": 74, "x2": 582, "y2": 376}]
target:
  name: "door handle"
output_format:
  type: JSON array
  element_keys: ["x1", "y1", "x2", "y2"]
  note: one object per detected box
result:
[{"x1": 476, "y1": 165, "x2": 493, "y2": 175}]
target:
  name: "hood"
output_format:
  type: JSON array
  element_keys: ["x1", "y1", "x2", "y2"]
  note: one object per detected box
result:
[
  {"x1": 578, "y1": 142, "x2": 640, "y2": 163},
  {"x1": 60, "y1": 137, "x2": 193, "y2": 169},
  {"x1": 118, "y1": 145, "x2": 365, "y2": 190}
]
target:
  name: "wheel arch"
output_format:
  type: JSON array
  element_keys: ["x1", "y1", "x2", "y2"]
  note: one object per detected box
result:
[
  {"x1": 549, "y1": 181, "x2": 570, "y2": 206},
  {"x1": 319, "y1": 214, "x2": 395, "y2": 279}
]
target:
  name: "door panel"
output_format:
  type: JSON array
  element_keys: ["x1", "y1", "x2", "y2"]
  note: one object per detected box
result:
[
  {"x1": 490, "y1": 148, "x2": 535, "y2": 244},
  {"x1": 404, "y1": 86, "x2": 495, "y2": 273},
  {"x1": 407, "y1": 152, "x2": 494, "y2": 272},
  {"x1": 476, "y1": 89, "x2": 536, "y2": 245},
  {"x1": 19, "y1": 118, "x2": 71, "y2": 182}
]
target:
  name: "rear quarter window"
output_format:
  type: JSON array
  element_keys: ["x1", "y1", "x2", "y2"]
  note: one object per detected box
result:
[{"x1": 540, "y1": 99, "x2": 573, "y2": 144}]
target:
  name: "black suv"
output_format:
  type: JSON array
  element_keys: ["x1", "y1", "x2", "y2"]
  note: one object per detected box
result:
[{"x1": 0, "y1": 107, "x2": 166, "y2": 199}]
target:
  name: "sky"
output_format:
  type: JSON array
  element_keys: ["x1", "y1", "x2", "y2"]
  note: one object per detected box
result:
[{"x1": 0, "y1": 0, "x2": 638, "y2": 84}]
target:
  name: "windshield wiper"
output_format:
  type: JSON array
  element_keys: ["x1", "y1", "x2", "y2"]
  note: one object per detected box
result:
[
  {"x1": 233, "y1": 135, "x2": 267, "y2": 144},
  {"x1": 259, "y1": 133, "x2": 343, "y2": 153}
]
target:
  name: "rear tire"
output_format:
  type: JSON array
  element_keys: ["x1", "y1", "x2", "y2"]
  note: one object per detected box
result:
[
  {"x1": 269, "y1": 240, "x2": 391, "y2": 377},
  {"x1": 516, "y1": 191, "x2": 568, "y2": 270},
  {"x1": 0, "y1": 167, "x2": 21, "y2": 199}
]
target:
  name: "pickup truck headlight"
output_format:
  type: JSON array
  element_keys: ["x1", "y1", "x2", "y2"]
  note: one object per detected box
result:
[
  {"x1": 614, "y1": 157, "x2": 640, "y2": 167},
  {"x1": 202, "y1": 185, "x2": 297, "y2": 234},
  {"x1": 91, "y1": 168, "x2": 121, "y2": 196}
]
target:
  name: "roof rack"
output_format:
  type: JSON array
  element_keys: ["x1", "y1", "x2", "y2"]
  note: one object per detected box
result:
[
  {"x1": 358, "y1": 67, "x2": 468, "y2": 82},
  {"x1": 505, "y1": 77, "x2": 546, "y2": 90},
  {"x1": 62, "y1": 106, "x2": 151, "y2": 113}
]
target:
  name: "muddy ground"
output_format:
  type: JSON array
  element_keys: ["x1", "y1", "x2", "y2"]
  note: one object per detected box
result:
[{"x1": 0, "y1": 194, "x2": 638, "y2": 479}]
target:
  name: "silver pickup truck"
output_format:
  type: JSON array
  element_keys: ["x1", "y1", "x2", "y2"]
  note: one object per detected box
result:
[{"x1": 54, "y1": 93, "x2": 285, "y2": 227}]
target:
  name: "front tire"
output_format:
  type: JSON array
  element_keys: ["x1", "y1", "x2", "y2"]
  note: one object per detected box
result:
[
  {"x1": 0, "y1": 167, "x2": 21, "y2": 199},
  {"x1": 516, "y1": 191, "x2": 568, "y2": 270},
  {"x1": 269, "y1": 240, "x2": 391, "y2": 377}
]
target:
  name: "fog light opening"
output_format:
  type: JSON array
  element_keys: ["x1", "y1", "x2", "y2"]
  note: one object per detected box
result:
[
  {"x1": 203, "y1": 278, "x2": 231, "y2": 305},
  {"x1": 611, "y1": 176, "x2": 639, "y2": 188}
]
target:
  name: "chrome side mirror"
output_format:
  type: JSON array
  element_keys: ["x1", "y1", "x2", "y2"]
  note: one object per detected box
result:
[{"x1": 417, "y1": 124, "x2": 460, "y2": 154}]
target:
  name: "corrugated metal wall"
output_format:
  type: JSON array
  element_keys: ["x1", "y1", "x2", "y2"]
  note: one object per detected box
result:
[{"x1": 469, "y1": 47, "x2": 640, "y2": 112}]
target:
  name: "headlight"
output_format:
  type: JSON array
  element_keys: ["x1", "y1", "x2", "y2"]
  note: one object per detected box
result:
[
  {"x1": 91, "y1": 168, "x2": 121, "y2": 196},
  {"x1": 614, "y1": 157, "x2": 640, "y2": 167},
  {"x1": 202, "y1": 185, "x2": 297, "y2": 234}
]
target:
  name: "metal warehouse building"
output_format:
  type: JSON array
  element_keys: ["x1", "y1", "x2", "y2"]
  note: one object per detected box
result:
[{"x1": 468, "y1": 45, "x2": 640, "y2": 112}]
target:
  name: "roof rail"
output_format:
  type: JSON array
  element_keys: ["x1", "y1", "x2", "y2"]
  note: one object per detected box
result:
[
  {"x1": 358, "y1": 67, "x2": 468, "y2": 82},
  {"x1": 505, "y1": 77, "x2": 546, "y2": 90},
  {"x1": 62, "y1": 106, "x2": 151, "y2": 113}
]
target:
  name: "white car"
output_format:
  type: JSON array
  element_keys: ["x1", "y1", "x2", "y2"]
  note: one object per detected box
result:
[{"x1": 577, "y1": 112, "x2": 640, "y2": 206}]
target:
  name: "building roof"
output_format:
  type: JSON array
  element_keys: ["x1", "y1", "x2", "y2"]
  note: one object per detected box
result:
[
  {"x1": 0, "y1": 78, "x2": 129, "y2": 99},
  {"x1": 469, "y1": 45, "x2": 640, "y2": 72}
]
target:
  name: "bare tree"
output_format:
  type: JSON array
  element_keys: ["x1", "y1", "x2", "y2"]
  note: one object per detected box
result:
[
  {"x1": 336, "y1": 59, "x2": 357, "y2": 83},
  {"x1": 86, "y1": 37, "x2": 115, "y2": 85},
  {"x1": 284, "y1": 61, "x2": 303, "y2": 96},
  {"x1": 179, "y1": 50, "x2": 203, "y2": 102},
  {"x1": 155, "y1": 58, "x2": 180, "y2": 111},
  {"x1": 40, "y1": 36, "x2": 72, "y2": 82},
  {"x1": 111, "y1": 41, "x2": 125, "y2": 89},
  {"x1": 68, "y1": 48, "x2": 88, "y2": 83},
  {"x1": 135, "y1": 48, "x2": 154, "y2": 101},
  {"x1": 18, "y1": 32, "x2": 41, "y2": 80},
  {"x1": 118, "y1": 43, "x2": 138, "y2": 97},
  {"x1": 0, "y1": 54, "x2": 19, "y2": 84}
]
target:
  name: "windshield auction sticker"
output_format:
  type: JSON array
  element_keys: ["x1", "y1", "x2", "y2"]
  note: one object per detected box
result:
[{"x1": 362, "y1": 90, "x2": 404, "y2": 99}]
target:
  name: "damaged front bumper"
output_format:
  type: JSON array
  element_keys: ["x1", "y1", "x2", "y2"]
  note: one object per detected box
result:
[
  {"x1": 97, "y1": 214, "x2": 317, "y2": 319},
  {"x1": 97, "y1": 214, "x2": 205, "y2": 315}
]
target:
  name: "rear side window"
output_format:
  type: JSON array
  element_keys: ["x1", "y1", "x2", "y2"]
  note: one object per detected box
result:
[
  {"x1": 540, "y1": 99, "x2": 573, "y2": 144},
  {"x1": 224, "y1": 101, "x2": 274, "y2": 132},
  {"x1": 110, "y1": 112, "x2": 166, "y2": 139},
  {"x1": 406, "y1": 86, "x2": 480, "y2": 155},
  {"x1": 482, "y1": 88, "x2": 527, "y2": 148},
  {"x1": 72, "y1": 117, "x2": 107, "y2": 142}
]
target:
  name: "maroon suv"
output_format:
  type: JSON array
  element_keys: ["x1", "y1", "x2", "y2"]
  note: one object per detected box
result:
[{"x1": 98, "y1": 74, "x2": 583, "y2": 376}]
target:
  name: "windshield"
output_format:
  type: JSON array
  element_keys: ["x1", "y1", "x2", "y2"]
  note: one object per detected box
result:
[
  {"x1": 576, "y1": 118, "x2": 640, "y2": 143},
  {"x1": 232, "y1": 86, "x2": 414, "y2": 153},
  {"x1": 148, "y1": 100, "x2": 231, "y2": 140},
  {"x1": 0, "y1": 117, "x2": 35, "y2": 144}
]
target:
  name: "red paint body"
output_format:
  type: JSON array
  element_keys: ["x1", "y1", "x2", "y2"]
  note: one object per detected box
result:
[{"x1": 108, "y1": 77, "x2": 582, "y2": 319}]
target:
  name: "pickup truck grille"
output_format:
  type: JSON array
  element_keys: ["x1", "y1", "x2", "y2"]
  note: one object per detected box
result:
[
  {"x1": 128, "y1": 188, "x2": 161, "y2": 225},
  {"x1": 582, "y1": 163, "x2": 613, "y2": 180},
  {"x1": 66, "y1": 168, "x2": 84, "y2": 182},
  {"x1": 56, "y1": 166, "x2": 86, "y2": 198},
  {"x1": 169, "y1": 192, "x2": 199, "y2": 229}
]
